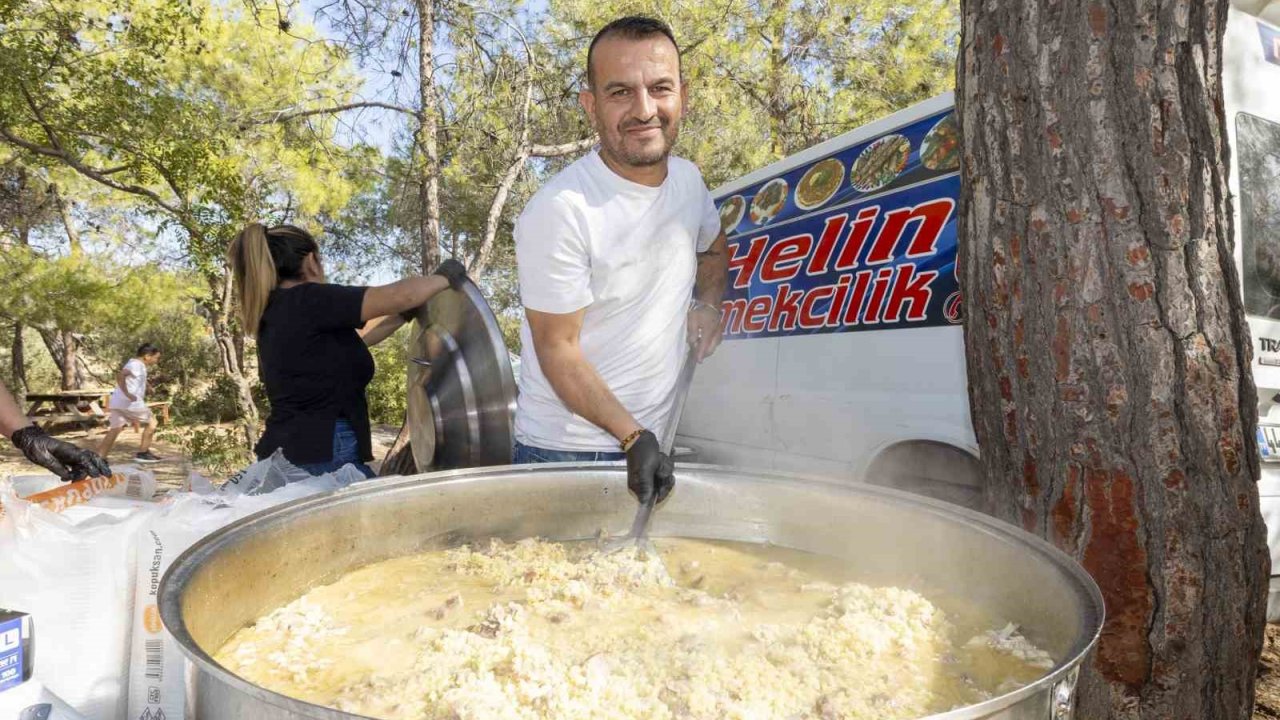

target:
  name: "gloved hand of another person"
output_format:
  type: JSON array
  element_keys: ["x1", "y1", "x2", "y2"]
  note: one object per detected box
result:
[
  {"x1": 433, "y1": 258, "x2": 470, "y2": 290},
  {"x1": 10, "y1": 425, "x2": 112, "y2": 482},
  {"x1": 400, "y1": 259, "x2": 471, "y2": 323},
  {"x1": 625, "y1": 430, "x2": 675, "y2": 505}
]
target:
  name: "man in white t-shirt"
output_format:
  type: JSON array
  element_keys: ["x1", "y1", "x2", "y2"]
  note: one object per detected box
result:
[
  {"x1": 97, "y1": 343, "x2": 163, "y2": 463},
  {"x1": 513, "y1": 16, "x2": 728, "y2": 506}
]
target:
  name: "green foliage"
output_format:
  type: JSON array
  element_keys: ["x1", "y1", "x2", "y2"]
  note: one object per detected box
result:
[
  {"x1": 172, "y1": 375, "x2": 246, "y2": 425},
  {"x1": 367, "y1": 327, "x2": 408, "y2": 426},
  {"x1": 0, "y1": 0, "x2": 962, "y2": 456},
  {"x1": 547, "y1": 0, "x2": 958, "y2": 186},
  {"x1": 0, "y1": 0, "x2": 376, "y2": 260},
  {"x1": 159, "y1": 425, "x2": 251, "y2": 477},
  {"x1": 0, "y1": 244, "x2": 218, "y2": 391},
  {"x1": 316, "y1": 0, "x2": 958, "y2": 302},
  {"x1": 0, "y1": 326, "x2": 62, "y2": 392}
]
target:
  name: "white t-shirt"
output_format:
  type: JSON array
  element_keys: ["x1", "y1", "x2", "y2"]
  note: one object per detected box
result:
[
  {"x1": 514, "y1": 150, "x2": 721, "y2": 451},
  {"x1": 110, "y1": 358, "x2": 147, "y2": 411}
]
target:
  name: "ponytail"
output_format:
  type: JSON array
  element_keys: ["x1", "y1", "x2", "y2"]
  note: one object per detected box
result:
[
  {"x1": 229, "y1": 223, "x2": 278, "y2": 338},
  {"x1": 228, "y1": 223, "x2": 319, "y2": 337}
]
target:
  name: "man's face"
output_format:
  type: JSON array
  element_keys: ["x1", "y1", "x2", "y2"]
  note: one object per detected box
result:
[{"x1": 580, "y1": 34, "x2": 685, "y2": 172}]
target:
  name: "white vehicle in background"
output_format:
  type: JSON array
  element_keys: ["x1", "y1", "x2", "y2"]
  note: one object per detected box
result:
[
  {"x1": 678, "y1": 5, "x2": 1280, "y2": 608},
  {"x1": 680, "y1": 91, "x2": 978, "y2": 506}
]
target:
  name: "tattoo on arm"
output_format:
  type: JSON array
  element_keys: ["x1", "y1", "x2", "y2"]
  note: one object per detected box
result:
[{"x1": 694, "y1": 232, "x2": 729, "y2": 305}]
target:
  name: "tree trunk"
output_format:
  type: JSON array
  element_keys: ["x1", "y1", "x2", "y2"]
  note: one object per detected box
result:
[
  {"x1": 765, "y1": 0, "x2": 787, "y2": 159},
  {"x1": 10, "y1": 323, "x2": 25, "y2": 396},
  {"x1": 958, "y1": 1, "x2": 1268, "y2": 718},
  {"x1": 415, "y1": 0, "x2": 442, "y2": 273},
  {"x1": 59, "y1": 330, "x2": 80, "y2": 390},
  {"x1": 36, "y1": 326, "x2": 66, "y2": 378},
  {"x1": 51, "y1": 184, "x2": 82, "y2": 390},
  {"x1": 209, "y1": 270, "x2": 259, "y2": 453},
  {"x1": 11, "y1": 207, "x2": 31, "y2": 395}
]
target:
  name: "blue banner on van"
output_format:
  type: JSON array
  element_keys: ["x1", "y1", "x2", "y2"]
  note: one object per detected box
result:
[
  {"x1": 715, "y1": 110, "x2": 961, "y2": 341},
  {"x1": 1261, "y1": 20, "x2": 1280, "y2": 67}
]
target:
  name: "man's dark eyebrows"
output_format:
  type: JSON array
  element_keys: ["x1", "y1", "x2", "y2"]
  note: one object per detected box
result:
[{"x1": 602, "y1": 76, "x2": 677, "y2": 92}]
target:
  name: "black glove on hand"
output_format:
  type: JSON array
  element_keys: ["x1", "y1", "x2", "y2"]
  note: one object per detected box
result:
[
  {"x1": 625, "y1": 430, "x2": 675, "y2": 506},
  {"x1": 433, "y1": 258, "x2": 469, "y2": 290},
  {"x1": 11, "y1": 425, "x2": 112, "y2": 482}
]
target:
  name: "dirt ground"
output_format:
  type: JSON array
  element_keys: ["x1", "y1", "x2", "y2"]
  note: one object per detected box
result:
[{"x1": 0, "y1": 421, "x2": 402, "y2": 492}]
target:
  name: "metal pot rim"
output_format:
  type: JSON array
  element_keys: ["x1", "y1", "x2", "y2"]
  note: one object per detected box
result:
[{"x1": 159, "y1": 462, "x2": 1104, "y2": 720}]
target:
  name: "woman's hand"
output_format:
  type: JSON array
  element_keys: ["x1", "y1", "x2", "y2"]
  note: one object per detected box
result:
[{"x1": 433, "y1": 259, "x2": 469, "y2": 290}]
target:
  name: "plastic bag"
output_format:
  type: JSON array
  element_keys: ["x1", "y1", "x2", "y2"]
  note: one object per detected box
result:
[
  {"x1": 126, "y1": 459, "x2": 364, "y2": 720},
  {"x1": 0, "y1": 484, "x2": 158, "y2": 720},
  {"x1": 7, "y1": 469, "x2": 157, "y2": 506},
  {"x1": 0, "y1": 680, "x2": 89, "y2": 720},
  {"x1": 214, "y1": 449, "x2": 317, "y2": 497},
  {"x1": 0, "y1": 469, "x2": 157, "y2": 522}
]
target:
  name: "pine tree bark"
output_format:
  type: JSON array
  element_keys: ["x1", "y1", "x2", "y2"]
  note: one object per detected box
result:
[
  {"x1": 58, "y1": 330, "x2": 79, "y2": 390},
  {"x1": 10, "y1": 323, "x2": 25, "y2": 397},
  {"x1": 208, "y1": 269, "x2": 259, "y2": 453},
  {"x1": 958, "y1": 1, "x2": 1269, "y2": 717},
  {"x1": 414, "y1": 0, "x2": 442, "y2": 274},
  {"x1": 51, "y1": 183, "x2": 82, "y2": 390},
  {"x1": 11, "y1": 204, "x2": 31, "y2": 396}
]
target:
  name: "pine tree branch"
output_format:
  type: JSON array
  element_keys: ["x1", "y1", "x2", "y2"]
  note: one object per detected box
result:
[
  {"x1": 530, "y1": 137, "x2": 596, "y2": 157},
  {"x1": 0, "y1": 126, "x2": 184, "y2": 218},
  {"x1": 249, "y1": 101, "x2": 420, "y2": 125}
]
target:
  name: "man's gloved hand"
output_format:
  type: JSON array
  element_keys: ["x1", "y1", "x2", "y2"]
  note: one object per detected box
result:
[
  {"x1": 625, "y1": 430, "x2": 675, "y2": 505},
  {"x1": 433, "y1": 258, "x2": 470, "y2": 290},
  {"x1": 11, "y1": 425, "x2": 112, "y2": 482}
]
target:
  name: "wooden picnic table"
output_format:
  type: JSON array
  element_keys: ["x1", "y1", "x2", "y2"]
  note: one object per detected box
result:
[
  {"x1": 25, "y1": 390, "x2": 173, "y2": 431},
  {"x1": 24, "y1": 388, "x2": 113, "y2": 429}
]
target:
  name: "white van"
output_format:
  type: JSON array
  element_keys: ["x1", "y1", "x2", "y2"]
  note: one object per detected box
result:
[
  {"x1": 681, "y1": 90, "x2": 977, "y2": 506},
  {"x1": 680, "y1": 6, "x2": 1280, "y2": 604}
]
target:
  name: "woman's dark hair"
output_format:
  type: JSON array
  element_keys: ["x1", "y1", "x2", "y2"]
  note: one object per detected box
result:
[
  {"x1": 136, "y1": 343, "x2": 161, "y2": 357},
  {"x1": 227, "y1": 223, "x2": 320, "y2": 337}
]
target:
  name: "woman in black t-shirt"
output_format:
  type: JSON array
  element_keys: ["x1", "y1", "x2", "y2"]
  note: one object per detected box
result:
[{"x1": 228, "y1": 223, "x2": 466, "y2": 477}]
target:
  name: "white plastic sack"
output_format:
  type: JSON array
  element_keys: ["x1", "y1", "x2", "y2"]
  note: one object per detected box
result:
[
  {"x1": 0, "y1": 485, "x2": 158, "y2": 720},
  {"x1": 0, "y1": 680, "x2": 89, "y2": 720},
  {"x1": 127, "y1": 458, "x2": 363, "y2": 720},
  {"x1": 214, "y1": 449, "x2": 317, "y2": 497},
  {"x1": 8, "y1": 469, "x2": 157, "y2": 504}
]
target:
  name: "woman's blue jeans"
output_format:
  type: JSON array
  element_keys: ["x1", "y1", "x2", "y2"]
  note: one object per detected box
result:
[{"x1": 296, "y1": 419, "x2": 377, "y2": 479}]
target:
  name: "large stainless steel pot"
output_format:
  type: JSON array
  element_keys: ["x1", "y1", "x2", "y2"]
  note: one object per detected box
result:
[{"x1": 159, "y1": 464, "x2": 1103, "y2": 720}]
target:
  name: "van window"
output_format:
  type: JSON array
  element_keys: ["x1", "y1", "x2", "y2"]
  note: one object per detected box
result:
[{"x1": 1239, "y1": 112, "x2": 1280, "y2": 320}]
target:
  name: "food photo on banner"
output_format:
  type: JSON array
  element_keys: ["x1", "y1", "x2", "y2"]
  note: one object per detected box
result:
[{"x1": 716, "y1": 110, "x2": 963, "y2": 341}]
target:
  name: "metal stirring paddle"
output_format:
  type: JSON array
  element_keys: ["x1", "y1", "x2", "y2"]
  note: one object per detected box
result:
[{"x1": 604, "y1": 339, "x2": 700, "y2": 555}]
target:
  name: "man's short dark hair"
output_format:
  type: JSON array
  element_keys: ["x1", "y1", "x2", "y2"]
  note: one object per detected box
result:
[
  {"x1": 136, "y1": 343, "x2": 160, "y2": 357},
  {"x1": 586, "y1": 16, "x2": 680, "y2": 88}
]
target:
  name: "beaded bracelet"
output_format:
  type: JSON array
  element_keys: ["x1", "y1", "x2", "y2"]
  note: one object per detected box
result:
[{"x1": 619, "y1": 428, "x2": 645, "y2": 451}]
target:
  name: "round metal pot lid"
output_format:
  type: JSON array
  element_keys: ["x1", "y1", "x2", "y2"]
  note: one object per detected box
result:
[{"x1": 406, "y1": 278, "x2": 516, "y2": 470}]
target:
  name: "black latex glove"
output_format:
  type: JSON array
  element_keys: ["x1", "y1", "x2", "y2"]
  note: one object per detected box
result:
[
  {"x1": 433, "y1": 258, "x2": 469, "y2": 290},
  {"x1": 10, "y1": 425, "x2": 112, "y2": 482},
  {"x1": 625, "y1": 430, "x2": 675, "y2": 505}
]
